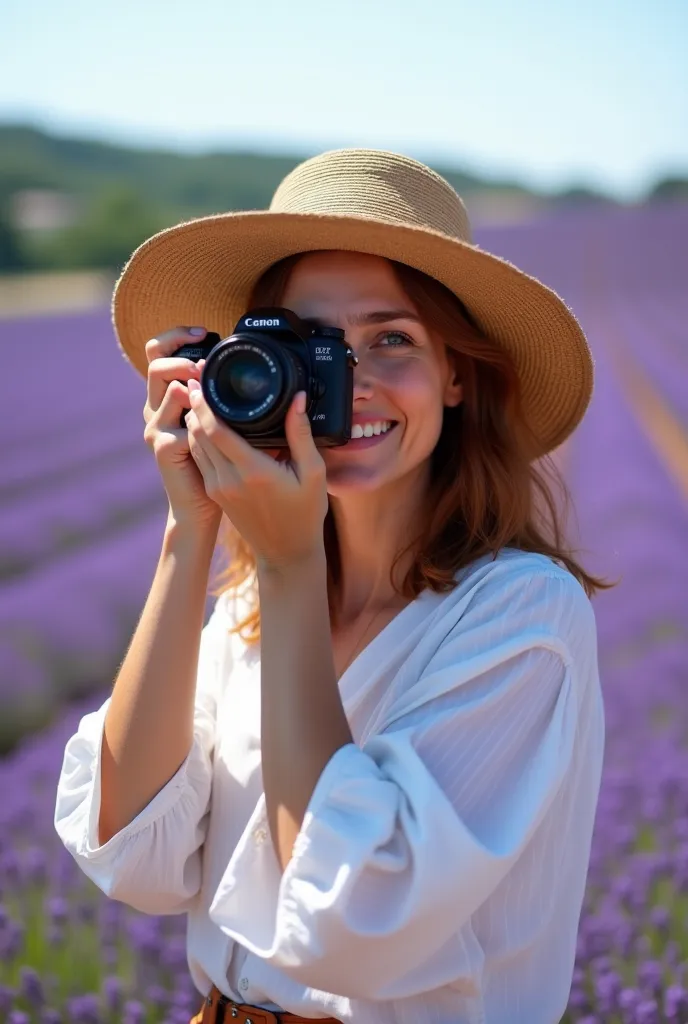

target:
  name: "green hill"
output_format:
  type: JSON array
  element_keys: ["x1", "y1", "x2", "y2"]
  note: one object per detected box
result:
[
  {"x1": 0, "y1": 122, "x2": 564, "y2": 215},
  {"x1": 1, "y1": 122, "x2": 682, "y2": 274}
]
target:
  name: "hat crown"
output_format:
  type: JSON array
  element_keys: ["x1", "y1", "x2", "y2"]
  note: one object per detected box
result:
[{"x1": 269, "y1": 148, "x2": 473, "y2": 244}]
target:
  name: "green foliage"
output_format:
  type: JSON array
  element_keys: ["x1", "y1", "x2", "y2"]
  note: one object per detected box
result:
[
  {"x1": 31, "y1": 184, "x2": 168, "y2": 272},
  {"x1": 0, "y1": 210, "x2": 25, "y2": 270},
  {"x1": 0, "y1": 123, "x2": 555, "y2": 220},
  {"x1": 0, "y1": 124, "x2": 305, "y2": 217},
  {"x1": 648, "y1": 176, "x2": 688, "y2": 200},
  {"x1": 0, "y1": 121, "x2": 647, "y2": 275},
  {"x1": 0, "y1": 194, "x2": 27, "y2": 271}
]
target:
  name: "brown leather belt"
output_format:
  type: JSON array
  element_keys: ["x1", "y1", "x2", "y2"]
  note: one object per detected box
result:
[{"x1": 190, "y1": 984, "x2": 342, "y2": 1024}]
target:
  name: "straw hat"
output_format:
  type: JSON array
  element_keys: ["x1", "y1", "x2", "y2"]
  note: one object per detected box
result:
[{"x1": 112, "y1": 148, "x2": 593, "y2": 456}]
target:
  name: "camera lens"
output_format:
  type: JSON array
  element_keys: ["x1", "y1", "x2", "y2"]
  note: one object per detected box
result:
[
  {"x1": 217, "y1": 351, "x2": 273, "y2": 406},
  {"x1": 202, "y1": 335, "x2": 306, "y2": 435}
]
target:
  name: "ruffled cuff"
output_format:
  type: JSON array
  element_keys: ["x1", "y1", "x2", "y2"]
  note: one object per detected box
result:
[
  {"x1": 55, "y1": 699, "x2": 213, "y2": 911},
  {"x1": 80, "y1": 702, "x2": 205, "y2": 857}
]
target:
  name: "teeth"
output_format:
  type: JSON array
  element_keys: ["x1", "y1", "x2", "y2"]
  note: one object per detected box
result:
[{"x1": 350, "y1": 420, "x2": 393, "y2": 439}]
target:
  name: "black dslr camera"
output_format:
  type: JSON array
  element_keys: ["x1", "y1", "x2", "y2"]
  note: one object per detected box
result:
[{"x1": 172, "y1": 307, "x2": 358, "y2": 447}]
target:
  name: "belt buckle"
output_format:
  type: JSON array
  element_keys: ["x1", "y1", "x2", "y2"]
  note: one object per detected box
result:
[
  {"x1": 215, "y1": 992, "x2": 266, "y2": 1023},
  {"x1": 209, "y1": 989, "x2": 280, "y2": 1024},
  {"x1": 214, "y1": 991, "x2": 231, "y2": 1023}
]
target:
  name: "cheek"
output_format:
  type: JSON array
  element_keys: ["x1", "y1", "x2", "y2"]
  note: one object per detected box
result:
[{"x1": 379, "y1": 361, "x2": 445, "y2": 424}]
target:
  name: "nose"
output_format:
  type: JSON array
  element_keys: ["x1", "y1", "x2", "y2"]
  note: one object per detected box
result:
[{"x1": 352, "y1": 359, "x2": 375, "y2": 401}]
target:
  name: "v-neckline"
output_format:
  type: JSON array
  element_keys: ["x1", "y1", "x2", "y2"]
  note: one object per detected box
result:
[{"x1": 335, "y1": 586, "x2": 437, "y2": 706}]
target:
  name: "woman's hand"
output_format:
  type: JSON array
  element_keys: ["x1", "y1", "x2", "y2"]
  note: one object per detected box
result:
[
  {"x1": 142, "y1": 326, "x2": 224, "y2": 533},
  {"x1": 184, "y1": 380, "x2": 329, "y2": 570}
]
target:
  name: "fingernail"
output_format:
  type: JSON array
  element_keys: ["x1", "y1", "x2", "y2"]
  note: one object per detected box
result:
[
  {"x1": 188, "y1": 326, "x2": 206, "y2": 336},
  {"x1": 295, "y1": 391, "x2": 307, "y2": 414}
]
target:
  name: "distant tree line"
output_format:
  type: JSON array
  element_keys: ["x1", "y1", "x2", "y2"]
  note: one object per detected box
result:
[{"x1": 0, "y1": 123, "x2": 686, "y2": 275}]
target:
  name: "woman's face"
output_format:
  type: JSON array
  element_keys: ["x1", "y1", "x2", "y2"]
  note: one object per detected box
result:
[{"x1": 281, "y1": 250, "x2": 463, "y2": 495}]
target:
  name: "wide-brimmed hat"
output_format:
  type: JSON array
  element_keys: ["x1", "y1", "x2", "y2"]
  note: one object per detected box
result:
[{"x1": 112, "y1": 147, "x2": 593, "y2": 456}]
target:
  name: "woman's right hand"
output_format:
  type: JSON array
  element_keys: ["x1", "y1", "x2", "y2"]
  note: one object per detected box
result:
[{"x1": 143, "y1": 326, "x2": 223, "y2": 532}]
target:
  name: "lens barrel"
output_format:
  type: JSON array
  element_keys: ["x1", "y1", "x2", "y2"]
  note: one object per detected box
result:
[{"x1": 201, "y1": 332, "x2": 307, "y2": 435}]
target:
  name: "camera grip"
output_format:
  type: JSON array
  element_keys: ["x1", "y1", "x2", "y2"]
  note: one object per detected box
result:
[{"x1": 171, "y1": 332, "x2": 222, "y2": 429}]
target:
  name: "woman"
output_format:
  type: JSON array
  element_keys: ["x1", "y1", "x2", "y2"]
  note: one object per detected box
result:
[{"x1": 55, "y1": 149, "x2": 607, "y2": 1024}]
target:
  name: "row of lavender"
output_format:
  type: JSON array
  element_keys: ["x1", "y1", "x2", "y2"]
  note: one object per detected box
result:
[
  {"x1": 562, "y1": 203, "x2": 688, "y2": 1021},
  {"x1": 1, "y1": 201, "x2": 687, "y2": 1021},
  {"x1": 0, "y1": 311, "x2": 169, "y2": 749},
  {"x1": 2, "y1": 205, "x2": 684, "y2": 751}
]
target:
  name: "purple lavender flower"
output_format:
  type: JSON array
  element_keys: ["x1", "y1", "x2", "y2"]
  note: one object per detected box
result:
[
  {"x1": 594, "y1": 970, "x2": 623, "y2": 1013},
  {"x1": 65, "y1": 994, "x2": 102, "y2": 1024},
  {"x1": 46, "y1": 924, "x2": 66, "y2": 947},
  {"x1": 22, "y1": 846, "x2": 48, "y2": 885},
  {"x1": 75, "y1": 900, "x2": 97, "y2": 924},
  {"x1": 638, "y1": 960, "x2": 664, "y2": 999},
  {"x1": 101, "y1": 975, "x2": 125, "y2": 1014},
  {"x1": 619, "y1": 987, "x2": 642, "y2": 1019},
  {"x1": 664, "y1": 985, "x2": 688, "y2": 1021},
  {"x1": 45, "y1": 896, "x2": 69, "y2": 926},
  {"x1": 0, "y1": 849, "x2": 21, "y2": 886},
  {"x1": 634, "y1": 999, "x2": 660, "y2": 1024},
  {"x1": 160, "y1": 935, "x2": 188, "y2": 969},
  {"x1": 568, "y1": 985, "x2": 592, "y2": 1012},
  {"x1": 0, "y1": 920, "x2": 25, "y2": 961},
  {"x1": 19, "y1": 965, "x2": 46, "y2": 1007},
  {"x1": 649, "y1": 905, "x2": 671, "y2": 933},
  {"x1": 145, "y1": 983, "x2": 169, "y2": 1009},
  {"x1": 0, "y1": 984, "x2": 16, "y2": 1014},
  {"x1": 40, "y1": 1011, "x2": 63, "y2": 1024},
  {"x1": 122, "y1": 1000, "x2": 146, "y2": 1024},
  {"x1": 2, "y1": 213, "x2": 688, "y2": 1020},
  {"x1": 167, "y1": 1011, "x2": 198, "y2": 1024}
]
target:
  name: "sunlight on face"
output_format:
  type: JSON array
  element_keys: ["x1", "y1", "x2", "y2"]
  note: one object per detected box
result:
[{"x1": 281, "y1": 251, "x2": 463, "y2": 495}]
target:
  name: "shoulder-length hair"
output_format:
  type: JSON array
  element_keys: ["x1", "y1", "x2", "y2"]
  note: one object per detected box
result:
[{"x1": 210, "y1": 253, "x2": 612, "y2": 641}]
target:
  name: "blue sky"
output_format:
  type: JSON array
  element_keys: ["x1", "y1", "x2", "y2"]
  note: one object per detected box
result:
[{"x1": 2, "y1": 0, "x2": 686, "y2": 199}]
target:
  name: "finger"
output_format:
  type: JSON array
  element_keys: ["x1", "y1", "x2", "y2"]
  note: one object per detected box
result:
[
  {"x1": 186, "y1": 419, "x2": 220, "y2": 492},
  {"x1": 145, "y1": 326, "x2": 207, "y2": 365},
  {"x1": 187, "y1": 379, "x2": 277, "y2": 476},
  {"x1": 186, "y1": 407, "x2": 241, "y2": 491},
  {"x1": 147, "y1": 357, "x2": 201, "y2": 413},
  {"x1": 146, "y1": 378, "x2": 197, "y2": 433},
  {"x1": 284, "y1": 391, "x2": 322, "y2": 477},
  {"x1": 264, "y1": 447, "x2": 291, "y2": 463}
]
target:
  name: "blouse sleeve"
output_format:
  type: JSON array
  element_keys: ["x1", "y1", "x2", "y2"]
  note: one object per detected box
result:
[
  {"x1": 53, "y1": 592, "x2": 230, "y2": 915},
  {"x1": 209, "y1": 567, "x2": 602, "y2": 999}
]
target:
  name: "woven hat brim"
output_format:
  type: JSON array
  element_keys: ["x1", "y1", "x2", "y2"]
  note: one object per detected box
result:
[{"x1": 112, "y1": 210, "x2": 594, "y2": 457}]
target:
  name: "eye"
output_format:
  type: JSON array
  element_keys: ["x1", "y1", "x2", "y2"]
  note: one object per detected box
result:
[{"x1": 376, "y1": 330, "x2": 415, "y2": 348}]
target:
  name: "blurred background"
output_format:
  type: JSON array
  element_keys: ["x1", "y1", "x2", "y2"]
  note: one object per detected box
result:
[{"x1": 1, "y1": 1, "x2": 687, "y2": 1021}]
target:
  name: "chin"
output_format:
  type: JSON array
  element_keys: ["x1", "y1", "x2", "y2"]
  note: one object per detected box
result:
[
  {"x1": 324, "y1": 453, "x2": 433, "y2": 498},
  {"x1": 324, "y1": 461, "x2": 398, "y2": 495}
]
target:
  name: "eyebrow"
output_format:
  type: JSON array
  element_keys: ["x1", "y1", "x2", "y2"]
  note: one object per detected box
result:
[{"x1": 307, "y1": 309, "x2": 422, "y2": 328}]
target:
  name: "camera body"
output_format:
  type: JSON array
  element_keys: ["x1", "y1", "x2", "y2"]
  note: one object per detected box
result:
[{"x1": 172, "y1": 307, "x2": 358, "y2": 447}]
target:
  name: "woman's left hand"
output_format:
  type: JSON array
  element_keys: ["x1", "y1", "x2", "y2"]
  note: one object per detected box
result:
[{"x1": 184, "y1": 379, "x2": 328, "y2": 570}]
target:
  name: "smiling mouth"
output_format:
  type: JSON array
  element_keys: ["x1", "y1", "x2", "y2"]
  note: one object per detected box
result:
[
  {"x1": 340, "y1": 421, "x2": 399, "y2": 447},
  {"x1": 349, "y1": 420, "x2": 398, "y2": 440}
]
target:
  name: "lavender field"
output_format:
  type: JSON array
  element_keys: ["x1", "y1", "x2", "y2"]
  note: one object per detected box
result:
[{"x1": 1, "y1": 202, "x2": 687, "y2": 1022}]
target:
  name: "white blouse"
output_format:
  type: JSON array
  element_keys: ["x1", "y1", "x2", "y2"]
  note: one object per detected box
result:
[{"x1": 54, "y1": 547, "x2": 605, "y2": 1024}]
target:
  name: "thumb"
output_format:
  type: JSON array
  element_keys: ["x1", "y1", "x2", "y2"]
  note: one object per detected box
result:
[{"x1": 285, "y1": 391, "x2": 319, "y2": 470}]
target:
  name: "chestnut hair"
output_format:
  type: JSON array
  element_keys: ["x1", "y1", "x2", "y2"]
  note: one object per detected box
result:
[{"x1": 210, "y1": 253, "x2": 612, "y2": 641}]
